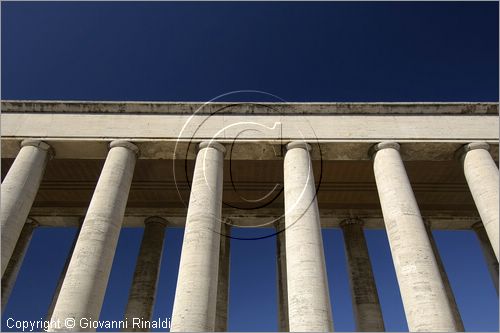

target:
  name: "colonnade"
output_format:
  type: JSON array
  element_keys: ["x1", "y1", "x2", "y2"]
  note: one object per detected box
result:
[{"x1": 1, "y1": 139, "x2": 498, "y2": 332}]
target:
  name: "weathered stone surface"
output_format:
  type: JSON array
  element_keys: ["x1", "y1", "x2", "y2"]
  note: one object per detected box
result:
[
  {"x1": 424, "y1": 222, "x2": 464, "y2": 331},
  {"x1": 1, "y1": 218, "x2": 38, "y2": 311},
  {"x1": 170, "y1": 141, "x2": 225, "y2": 332},
  {"x1": 461, "y1": 143, "x2": 499, "y2": 260},
  {"x1": 1, "y1": 140, "x2": 51, "y2": 276},
  {"x1": 48, "y1": 141, "x2": 138, "y2": 331},
  {"x1": 284, "y1": 142, "x2": 333, "y2": 332},
  {"x1": 341, "y1": 218, "x2": 385, "y2": 332},
  {"x1": 124, "y1": 217, "x2": 167, "y2": 332},
  {"x1": 275, "y1": 219, "x2": 289, "y2": 332},
  {"x1": 2, "y1": 100, "x2": 497, "y2": 115},
  {"x1": 215, "y1": 222, "x2": 231, "y2": 332},
  {"x1": 372, "y1": 142, "x2": 458, "y2": 332}
]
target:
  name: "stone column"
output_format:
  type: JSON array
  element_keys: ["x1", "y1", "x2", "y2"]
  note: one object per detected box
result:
[
  {"x1": 46, "y1": 221, "x2": 83, "y2": 321},
  {"x1": 48, "y1": 140, "x2": 139, "y2": 331},
  {"x1": 124, "y1": 217, "x2": 167, "y2": 332},
  {"x1": 275, "y1": 219, "x2": 289, "y2": 332},
  {"x1": 215, "y1": 221, "x2": 231, "y2": 332},
  {"x1": 472, "y1": 222, "x2": 499, "y2": 294},
  {"x1": 1, "y1": 218, "x2": 38, "y2": 312},
  {"x1": 371, "y1": 141, "x2": 458, "y2": 332},
  {"x1": 424, "y1": 221, "x2": 464, "y2": 331},
  {"x1": 284, "y1": 142, "x2": 333, "y2": 332},
  {"x1": 340, "y1": 218, "x2": 384, "y2": 332},
  {"x1": 1, "y1": 140, "x2": 52, "y2": 276},
  {"x1": 460, "y1": 142, "x2": 499, "y2": 261},
  {"x1": 170, "y1": 141, "x2": 225, "y2": 332}
]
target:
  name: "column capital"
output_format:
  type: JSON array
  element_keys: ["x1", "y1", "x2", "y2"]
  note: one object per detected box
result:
[
  {"x1": 340, "y1": 217, "x2": 364, "y2": 228},
  {"x1": 222, "y1": 217, "x2": 234, "y2": 227},
  {"x1": 219, "y1": 220, "x2": 232, "y2": 238},
  {"x1": 455, "y1": 142, "x2": 490, "y2": 160},
  {"x1": 198, "y1": 141, "x2": 226, "y2": 154},
  {"x1": 144, "y1": 216, "x2": 168, "y2": 227},
  {"x1": 368, "y1": 141, "x2": 400, "y2": 159},
  {"x1": 471, "y1": 221, "x2": 485, "y2": 231},
  {"x1": 286, "y1": 141, "x2": 311, "y2": 152},
  {"x1": 109, "y1": 140, "x2": 140, "y2": 156},
  {"x1": 21, "y1": 139, "x2": 55, "y2": 158},
  {"x1": 26, "y1": 217, "x2": 39, "y2": 228}
]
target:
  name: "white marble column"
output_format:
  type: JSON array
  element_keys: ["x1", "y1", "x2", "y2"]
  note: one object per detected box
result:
[
  {"x1": 471, "y1": 222, "x2": 499, "y2": 294},
  {"x1": 340, "y1": 218, "x2": 384, "y2": 332},
  {"x1": 275, "y1": 219, "x2": 289, "y2": 332},
  {"x1": 1, "y1": 140, "x2": 52, "y2": 276},
  {"x1": 124, "y1": 217, "x2": 167, "y2": 331},
  {"x1": 284, "y1": 141, "x2": 333, "y2": 332},
  {"x1": 215, "y1": 222, "x2": 231, "y2": 332},
  {"x1": 460, "y1": 142, "x2": 499, "y2": 261},
  {"x1": 424, "y1": 221, "x2": 464, "y2": 331},
  {"x1": 170, "y1": 141, "x2": 225, "y2": 332},
  {"x1": 1, "y1": 218, "x2": 38, "y2": 312},
  {"x1": 372, "y1": 141, "x2": 458, "y2": 332},
  {"x1": 48, "y1": 140, "x2": 139, "y2": 331}
]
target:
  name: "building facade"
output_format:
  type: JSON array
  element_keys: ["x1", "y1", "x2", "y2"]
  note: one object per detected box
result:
[{"x1": 1, "y1": 101, "x2": 499, "y2": 332}]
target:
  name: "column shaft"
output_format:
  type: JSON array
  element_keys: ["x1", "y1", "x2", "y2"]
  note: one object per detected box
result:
[
  {"x1": 276, "y1": 220, "x2": 289, "y2": 332},
  {"x1": 424, "y1": 223, "x2": 464, "y2": 331},
  {"x1": 340, "y1": 219, "x2": 384, "y2": 332},
  {"x1": 215, "y1": 222, "x2": 231, "y2": 332},
  {"x1": 124, "y1": 217, "x2": 166, "y2": 332},
  {"x1": 46, "y1": 223, "x2": 82, "y2": 321},
  {"x1": 1, "y1": 219, "x2": 38, "y2": 312},
  {"x1": 372, "y1": 142, "x2": 458, "y2": 332},
  {"x1": 461, "y1": 143, "x2": 499, "y2": 260},
  {"x1": 49, "y1": 141, "x2": 138, "y2": 331},
  {"x1": 472, "y1": 222, "x2": 499, "y2": 294},
  {"x1": 284, "y1": 142, "x2": 333, "y2": 332},
  {"x1": 1, "y1": 140, "x2": 51, "y2": 276},
  {"x1": 170, "y1": 141, "x2": 225, "y2": 332}
]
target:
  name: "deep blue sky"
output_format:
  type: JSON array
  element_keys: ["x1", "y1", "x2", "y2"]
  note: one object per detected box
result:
[
  {"x1": 2, "y1": 2, "x2": 499, "y2": 332},
  {"x1": 2, "y1": 1, "x2": 499, "y2": 102}
]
